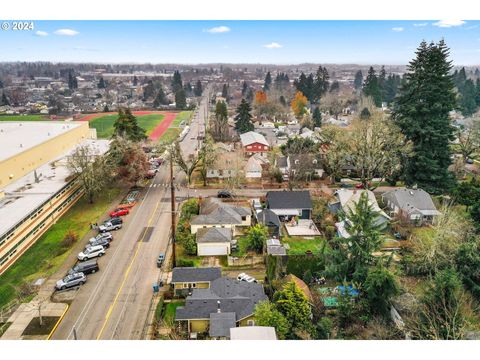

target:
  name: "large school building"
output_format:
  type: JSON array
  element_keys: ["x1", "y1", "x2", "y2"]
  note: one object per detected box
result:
[{"x1": 0, "y1": 121, "x2": 108, "y2": 275}]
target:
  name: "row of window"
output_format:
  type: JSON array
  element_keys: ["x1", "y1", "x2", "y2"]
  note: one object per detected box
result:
[
  {"x1": 0, "y1": 180, "x2": 78, "y2": 247},
  {"x1": 0, "y1": 187, "x2": 83, "y2": 267}
]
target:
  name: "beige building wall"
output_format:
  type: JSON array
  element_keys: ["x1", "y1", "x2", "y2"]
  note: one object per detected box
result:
[
  {"x1": 0, "y1": 121, "x2": 90, "y2": 188},
  {"x1": 0, "y1": 181, "x2": 84, "y2": 275}
]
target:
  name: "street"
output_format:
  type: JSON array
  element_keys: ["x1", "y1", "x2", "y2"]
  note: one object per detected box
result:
[{"x1": 51, "y1": 91, "x2": 210, "y2": 340}]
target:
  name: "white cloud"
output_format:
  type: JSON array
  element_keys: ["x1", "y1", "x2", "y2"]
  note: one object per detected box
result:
[
  {"x1": 204, "y1": 26, "x2": 230, "y2": 34},
  {"x1": 35, "y1": 30, "x2": 48, "y2": 37},
  {"x1": 432, "y1": 20, "x2": 466, "y2": 28},
  {"x1": 392, "y1": 27, "x2": 404, "y2": 32},
  {"x1": 263, "y1": 42, "x2": 283, "y2": 49},
  {"x1": 413, "y1": 23, "x2": 428, "y2": 27},
  {"x1": 54, "y1": 28, "x2": 79, "y2": 36}
]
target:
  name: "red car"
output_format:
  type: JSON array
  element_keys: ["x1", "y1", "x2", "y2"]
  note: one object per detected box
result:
[{"x1": 110, "y1": 208, "x2": 129, "y2": 217}]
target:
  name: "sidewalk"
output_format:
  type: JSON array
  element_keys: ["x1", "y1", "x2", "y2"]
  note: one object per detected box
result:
[{"x1": 1, "y1": 299, "x2": 67, "y2": 340}]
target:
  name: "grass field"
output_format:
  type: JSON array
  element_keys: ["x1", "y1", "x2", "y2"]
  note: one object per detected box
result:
[
  {"x1": 163, "y1": 301, "x2": 185, "y2": 325},
  {"x1": 89, "y1": 113, "x2": 165, "y2": 138},
  {"x1": 0, "y1": 187, "x2": 122, "y2": 309},
  {"x1": 282, "y1": 236, "x2": 326, "y2": 255},
  {"x1": 172, "y1": 111, "x2": 193, "y2": 127},
  {"x1": 158, "y1": 128, "x2": 182, "y2": 144},
  {"x1": 0, "y1": 115, "x2": 48, "y2": 121}
]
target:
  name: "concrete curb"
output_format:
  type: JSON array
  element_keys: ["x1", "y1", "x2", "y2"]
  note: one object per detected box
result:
[{"x1": 47, "y1": 304, "x2": 69, "y2": 340}]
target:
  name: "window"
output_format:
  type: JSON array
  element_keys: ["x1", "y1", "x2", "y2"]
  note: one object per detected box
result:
[
  {"x1": 241, "y1": 216, "x2": 246, "y2": 221},
  {"x1": 247, "y1": 320, "x2": 255, "y2": 326}
]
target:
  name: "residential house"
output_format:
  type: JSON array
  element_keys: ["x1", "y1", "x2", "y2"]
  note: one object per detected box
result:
[
  {"x1": 240, "y1": 131, "x2": 270, "y2": 156},
  {"x1": 289, "y1": 154, "x2": 325, "y2": 179},
  {"x1": 196, "y1": 227, "x2": 232, "y2": 256},
  {"x1": 266, "y1": 190, "x2": 313, "y2": 220},
  {"x1": 175, "y1": 276, "x2": 268, "y2": 336},
  {"x1": 276, "y1": 156, "x2": 289, "y2": 180},
  {"x1": 206, "y1": 151, "x2": 244, "y2": 180},
  {"x1": 382, "y1": 188, "x2": 441, "y2": 225},
  {"x1": 190, "y1": 197, "x2": 251, "y2": 235},
  {"x1": 245, "y1": 154, "x2": 268, "y2": 179},
  {"x1": 330, "y1": 189, "x2": 391, "y2": 233},
  {"x1": 171, "y1": 267, "x2": 222, "y2": 297},
  {"x1": 230, "y1": 326, "x2": 277, "y2": 340},
  {"x1": 256, "y1": 209, "x2": 281, "y2": 237}
]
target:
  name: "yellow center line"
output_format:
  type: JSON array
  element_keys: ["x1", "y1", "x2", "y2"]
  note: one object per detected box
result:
[{"x1": 96, "y1": 197, "x2": 162, "y2": 340}]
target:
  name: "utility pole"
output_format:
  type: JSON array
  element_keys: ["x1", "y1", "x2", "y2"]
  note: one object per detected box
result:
[{"x1": 170, "y1": 153, "x2": 176, "y2": 268}]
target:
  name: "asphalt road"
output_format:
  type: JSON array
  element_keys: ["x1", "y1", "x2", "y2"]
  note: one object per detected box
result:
[{"x1": 52, "y1": 90, "x2": 210, "y2": 340}]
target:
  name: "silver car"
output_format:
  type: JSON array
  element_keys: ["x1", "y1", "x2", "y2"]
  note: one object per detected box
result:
[
  {"x1": 78, "y1": 245, "x2": 105, "y2": 261},
  {"x1": 98, "y1": 221, "x2": 122, "y2": 233},
  {"x1": 89, "y1": 232, "x2": 112, "y2": 244},
  {"x1": 56, "y1": 272, "x2": 86, "y2": 290}
]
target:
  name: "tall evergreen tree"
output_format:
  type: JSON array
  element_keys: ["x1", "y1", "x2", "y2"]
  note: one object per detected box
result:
[
  {"x1": 460, "y1": 79, "x2": 477, "y2": 116},
  {"x1": 329, "y1": 81, "x2": 340, "y2": 93},
  {"x1": 171, "y1": 70, "x2": 183, "y2": 92},
  {"x1": 184, "y1": 81, "x2": 193, "y2": 95},
  {"x1": 1, "y1": 92, "x2": 10, "y2": 106},
  {"x1": 314, "y1": 66, "x2": 330, "y2": 102},
  {"x1": 97, "y1": 77, "x2": 106, "y2": 89},
  {"x1": 194, "y1": 80, "x2": 203, "y2": 97},
  {"x1": 363, "y1": 67, "x2": 382, "y2": 107},
  {"x1": 354, "y1": 70, "x2": 363, "y2": 90},
  {"x1": 113, "y1": 108, "x2": 147, "y2": 142},
  {"x1": 234, "y1": 99, "x2": 254, "y2": 134},
  {"x1": 221, "y1": 83, "x2": 229, "y2": 99},
  {"x1": 312, "y1": 107, "x2": 322, "y2": 128},
  {"x1": 175, "y1": 88, "x2": 187, "y2": 109},
  {"x1": 475, "y1": 78, "x2": 480, "y2": 107},
  {"x1": 392, "y1": 40, "x2": 457, "y2": 194},
  {"x1": 241, "y1": 81, "x2": 248, "y2": 96},
  {"x1": 264, "y1": 71, "x2": 272, "y2": 91},
  {"x1": 378, "y1": 65, "x2": 387, "y2": 101},
  {"x1": 133, "y1": 75, "x2": 138, "y2": 86},
  {"x1": 153, "y1": 87, "x2": 168, "y2": 107}
]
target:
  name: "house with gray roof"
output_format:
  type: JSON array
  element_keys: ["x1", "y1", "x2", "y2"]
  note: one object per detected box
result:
[
  {"x1": 175, "y1": 276, "x2": 268, "y2": 336},
  {"x1": 190, "y1": 197, "x2": 251, "y2": 235},
  {"x1": 382, "y1": 188, "x2": 441, "y2": 225},
  {"x1": 196, "y1": 227, "x2": 233, "y2": 256},
  {"x1": 266, "y1": 190, "x2": 312, "y2": 220},
  {"x1": 256, "y1": 208, "x2": 281, "y2": 237},
  {"x1": 171, "y1": 267, "x2": 222, "y2": 297}
]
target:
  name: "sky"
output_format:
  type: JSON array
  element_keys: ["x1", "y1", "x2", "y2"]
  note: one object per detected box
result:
[{"x1": 0, "y1": 20, "x2": 479, "y2": 65}]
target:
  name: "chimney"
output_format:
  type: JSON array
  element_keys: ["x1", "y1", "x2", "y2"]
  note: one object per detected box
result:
[{"x1": 217, "y1": 300, "x2": 221, "y2": 313}]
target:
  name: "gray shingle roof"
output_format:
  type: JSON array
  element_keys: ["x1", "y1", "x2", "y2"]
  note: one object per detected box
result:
[
  {"x1": 171, "y1": 267, "x2": 222, "y2": 283},
  {"x1": 209, "y1": 312, "x2": 236, "y2": 338},
  {"x1": 240, "y1": 131, "x2": 269, "y2": 147},
  {"x1": 175, "y1": 277, "x2": 267, "y2": 321},
  {"x1": 196, "y1": 227, "x2": 232, "y2": 243},
  {"x1": 257, "y1": 209, "x2": 281, "y2": 228},
  {"x1": 266, "y1": 190, "x2": 312, "y2": 210},
  {"x1": 190, "y1": 198, "x2": 250, "y2": 226},
  {"x1": 382, "y1": 188, "x2": 440, "y2": 216}
]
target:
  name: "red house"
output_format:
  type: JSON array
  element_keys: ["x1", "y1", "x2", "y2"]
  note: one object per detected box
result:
[{"x1": 240, "y1": 131, "x2": 270, "y2": 156}]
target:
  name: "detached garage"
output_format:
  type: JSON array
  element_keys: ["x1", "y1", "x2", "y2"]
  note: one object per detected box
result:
[{"x1": 196, "y1": 227, "x2": 232, "y2": 256}]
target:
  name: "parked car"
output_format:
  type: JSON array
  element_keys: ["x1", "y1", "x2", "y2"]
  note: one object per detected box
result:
[
  {"x1": 88, "y1": 237, "x2": 111, "y2": 249},
  {"x1": 145, "y1": 169, "x2": 156, "y2": 179},
  {"x1": 237, "y1": 273, "x2": 247, "y2": 281},
  {"x1": 117, "y1": 201, "x2": 136, "y2": 210},
  {"x1": 56, "y1": 272, "x2": 86, "y2": 290},
  {"x1": 78, "y1": 245, "x2": 106, "y2": 261},
  {"x1": 68, "y1": 260, "x2": 99, "y2": 275},
  {"x1": 106, "y1": 217, "x2": 123, "y2": 225},
  {"x1": 156, "y1": 253, "x2": 165, "y2": 268},
  {"x1": 467, "y1": 158, "x2": 474, "y2": 164},
  {"x1": 89, "y1": 232, "x2": 113, "y2": 244},
  {"x1": 217, "y1": 190, "x2": 234, "y2": 198},
  {"x1": 99, "y1": 221, "x2": 122, "y2": 233},
  {"x1": 110, "y1": 208, "x2": 129, "y2": 217}
]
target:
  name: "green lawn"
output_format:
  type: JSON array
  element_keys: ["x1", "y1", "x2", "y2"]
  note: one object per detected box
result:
[
  {"x1": 163, "y1": 301, "x2": 185, "y2": 325},
  {"x1": 282, "y1": 236, "x2": 326, "y2": 255},
  {"x1": 172, "y1": 111, "x2": 193, "y2": 127},
  {"x1": 0, "y1": 115, "x2": 48, "y2": 121},
  {"x1": 175, "y1": 243, "x2": 202, "y2": 267},
  {"x1": 159, "y1": 128, "x2": 182, "y2": 144},
  {"x1": 232, "y1": 236, "x2": 254, "y2": 257},
  {"x1": 0, "y1": 187, "x2": 122, "y2": 309},
  {"x1": 89, "y1": 113, "x2": 165, "y2": 138}
]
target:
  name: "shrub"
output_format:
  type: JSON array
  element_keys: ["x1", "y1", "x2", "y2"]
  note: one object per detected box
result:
[
  {"x1": 61, "y1": 230, "x2": 78, "y2": 248},
  {"x1": 177, "y1": 259, "x2": 195, "y2": 267},
  {"x1": 183, "y1": 234, "x2": 197, "y2": 256},
  {"x1": 154, "y1": 296, "x2": 165, "y2": 322}
]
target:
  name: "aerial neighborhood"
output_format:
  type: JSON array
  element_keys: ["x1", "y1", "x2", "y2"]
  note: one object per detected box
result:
[{"x1": 1, "y1": 26, "x2": 480, "y2": 343}]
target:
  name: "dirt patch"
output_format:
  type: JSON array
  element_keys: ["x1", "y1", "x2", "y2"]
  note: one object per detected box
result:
[{"x1": 22, "y1": 316, "x2": 59, "y2": 336}]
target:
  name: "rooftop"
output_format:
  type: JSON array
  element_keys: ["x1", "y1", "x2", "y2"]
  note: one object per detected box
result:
[
  {"x1": 382, "y1": 188, "x2": 441, "y2": 216},
  {"x1": 266, "y1": 190, "x2": 312, "y2": 210},
  {"x1": 196, "y1": 227, "x2": 232, "y2": 243},
  {"x1": 0, "y1": 139, "x2": 110, "y2": 239},
  {"x1": 240, "y1": 131, "x2": 269, "y2": 147},
  {"x1": 0, "y1": 121, "x2": 83, "y2": 162},
  {"x1": 209, "y1": 312, "x2": 236, "y2": 338},
  {"x1": 171, "y1": 267, "x2": 222, "y2": 283}
]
